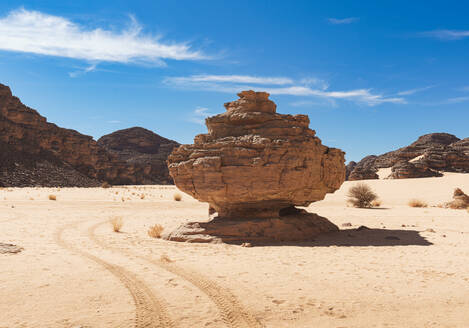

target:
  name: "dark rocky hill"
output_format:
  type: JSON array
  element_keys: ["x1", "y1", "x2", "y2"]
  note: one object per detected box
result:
[
  {"x1": 348, "y1": 133, "x2": 469, "y2": 180},
  {"x1": 98, "y1": 127, "x2": 179, "y2": 185},
  {"x1": 0, "y1": 83, "x2": 177, "y2": 187}
]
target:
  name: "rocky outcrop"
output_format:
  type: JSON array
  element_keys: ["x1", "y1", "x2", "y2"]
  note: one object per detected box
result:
[
  {"x1": 345, "y1": 161, "x2": 357, "y2": 180},
  {"x1": 348, "y1": 156, "x2": 379, "y2": 180},
  {"x1": 389, "y1": 160, "x2": 442, "y2": 179},
  {"x1": 165, "y1": 90, "x2": 345, "y2": 243},
  {"x1": 0, "y1": 83, "x2": 176, "y2": 186},
  {"x1": 98, "y1": 127, "x2": 179, "y2": 184},
  {"x1": 347, "y1": 133, "x2": 469, "y2": 180}
]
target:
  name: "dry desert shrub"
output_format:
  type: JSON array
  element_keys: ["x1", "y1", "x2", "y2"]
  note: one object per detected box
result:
[
  {"x1": 371, "y1": 199, "x2": 382, "y2": 207},
  {"x1": 110, "y1": 216, "x2": 123, "y2": 232},
  {"x1": 448, "y1": 199, "x2": 467, "y2": 209},
  {"x1": 140, "y1": 194, "x2": 145, "y2": 200},
  {"x1": 173, "y1": 193, "x2": 182, "y2": 201},
  {"x1": 101, "y1": 181, "x2": 111, "y2": 188},
  {"x1": 148, "y1": 224, "x2": 164, "y2": 238},
  {"x1": 449, "y1": 188, "x2": 469, "y2": 209},
  {"x1": 48, "y1": 194, "x2": 57, "y2": 201},
  {"x1": 408, "y1": 199, "x2": 428, "y2": 208},
  {"x1": 347, "y1": 183, "x2": 378, "y2": 208}
]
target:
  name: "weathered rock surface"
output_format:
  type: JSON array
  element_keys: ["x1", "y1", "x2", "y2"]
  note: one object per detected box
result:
[
  {"x1": 163, "y1": 209, "x2": 339, "y2": 244},
  {"x1": 348, "y1": 156, "x2": 379, "y2": 181},
  {"x1": 389, "y1": 160, "x2": 442, "y2": 179},
  {"x1": 345, "y1": 161, "x2": 357, "y2": 180},
  {"x1": 348, "y1": 133, "x2": 469, "y2": 180},
  {"x1": 166, "y1": 91, "x2": 345, "y2": 243},
  {"x1": 0, "y1": 83, "x2": 177, "y2": 186},
  {"x1": 98, "y1": 127, "x2": 179, "y2": 184}
]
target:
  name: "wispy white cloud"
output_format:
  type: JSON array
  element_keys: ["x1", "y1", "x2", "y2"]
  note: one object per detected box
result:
[
  {"x1": 0, "y1": 8, "x2": 206, "y2": 65},
  {"x1": 445, "y1": 96, "x2": 469, "y2": 104},
  {"x1": 290, "y1": 99, "x2": 337, "y2": 108},
  {"x1": 300, "y1": 77, "x2": 329, "y2": 90},
  {"x1": 164, "y1": 74, "x2": 405, "y2": 106},
  {"x1": 169, "y1": 74, "x2": 293, "y2": 85},
  {"x1": 461, "y1": 86, "x2": 469, "y2": 92},
  {"x1": 420, "y1": 30, "x2": 469, "y2": 40},
  {"x1": 397, "y1": 85, "x2": 435, "y2": 96},
  {"x1": 69, "y1": 63, "x2": 97, "y2": 78},
  {"x1": 189, "y1": 106, "x2": 214, "y2": 124},
  {"x1": 328, "y1": 17, "x2": 359, "y2": 25},
  {"x1": 107, "y1": 120, "x2": 121, "y2": 124}
]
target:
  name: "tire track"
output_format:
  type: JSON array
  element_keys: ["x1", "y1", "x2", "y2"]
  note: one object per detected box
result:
[
  {"x1": 89, "y1": 222, "x2": 264, "y2": 328},
  {"x1": 55, "y1": 223, "x2": 175, "y2": 328}
]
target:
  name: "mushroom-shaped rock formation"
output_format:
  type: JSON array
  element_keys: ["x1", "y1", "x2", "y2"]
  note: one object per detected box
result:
[{"x1": 165, "y1": 91, "x2": 346, "y2": 243}]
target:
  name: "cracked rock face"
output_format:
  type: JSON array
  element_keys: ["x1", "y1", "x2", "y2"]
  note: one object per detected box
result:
[{"x1": 168, "y1": 91, "x2": 346, "y2": 220}]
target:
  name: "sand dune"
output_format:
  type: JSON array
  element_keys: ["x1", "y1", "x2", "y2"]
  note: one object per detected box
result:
[{"x1": 1, "y1": 173, "x2": 469, "y2": 327}]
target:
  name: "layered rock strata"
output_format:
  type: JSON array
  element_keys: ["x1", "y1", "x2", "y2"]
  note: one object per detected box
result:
[
  {"x1": 348, "y1": 133, "x2": 469, "y2": 180},
  {"x1": 165, "y1": 91, "x2": 346, "y2": 243},
  {"x1": 0, "y1": 83, "x2": 177, "y2": 186}
]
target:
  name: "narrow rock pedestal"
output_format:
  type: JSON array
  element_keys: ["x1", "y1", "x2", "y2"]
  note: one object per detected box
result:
[{"x1": 162, "y1": 208, "x2": 339, "y2": 244}]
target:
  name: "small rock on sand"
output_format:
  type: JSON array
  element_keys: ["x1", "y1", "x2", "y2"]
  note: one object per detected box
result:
[{"x1": 0, "y1": 243, "x2": 23, "y2": 254}]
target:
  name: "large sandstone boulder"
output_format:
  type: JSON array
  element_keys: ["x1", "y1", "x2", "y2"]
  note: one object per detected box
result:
[{"x1": 165, "y1": 91, "x2": 346, "y2": 243}]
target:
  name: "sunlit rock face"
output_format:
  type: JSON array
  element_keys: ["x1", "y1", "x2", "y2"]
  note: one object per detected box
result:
[
  {"x1": 168, "y1": 91, "x2": 345, "y2": 242},
  {"x1": 168, "y1": 90, "x2": 346, "y2": 221}
]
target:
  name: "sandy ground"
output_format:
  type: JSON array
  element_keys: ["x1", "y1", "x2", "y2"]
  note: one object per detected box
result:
[{"x1": 1, "y1": 173, "x2": 469, "y2": 328}]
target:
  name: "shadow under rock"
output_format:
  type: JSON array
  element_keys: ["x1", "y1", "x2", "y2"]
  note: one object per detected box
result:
[
  {"x1": 312, "y1": 227, "x2": 432, "y2": 247},
  {"x1": 254, "y1": 227, "x2": 433, "y2": 247}
]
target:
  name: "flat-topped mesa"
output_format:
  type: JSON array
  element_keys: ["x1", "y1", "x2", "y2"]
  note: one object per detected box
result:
[{"x1": 166, "y1": 91, "x2": 346, "y2": 243}]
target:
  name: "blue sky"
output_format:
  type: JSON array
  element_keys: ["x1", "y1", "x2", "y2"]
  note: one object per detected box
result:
[{"x1": 0, "y1": 1, "x2": 468, "y2": 162}]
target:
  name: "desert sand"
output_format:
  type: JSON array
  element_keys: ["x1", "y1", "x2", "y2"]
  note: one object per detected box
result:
[{"x1": 1, "y1": 173, "x2": 469, "y2": 328}]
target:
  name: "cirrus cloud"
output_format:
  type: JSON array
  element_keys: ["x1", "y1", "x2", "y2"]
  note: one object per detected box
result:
[
  {"x1": 420, "y1": 30, "x2": 469, "y2": 40},
  {"x1": 0, "y1": 8, "x2": 207, "y2": 66},
  {"x1": 328, "y1": 17, "x2": 359, "y2": 25},
  {"x1": 164, "y1": 74, "x2": 405, "y2": 106}
]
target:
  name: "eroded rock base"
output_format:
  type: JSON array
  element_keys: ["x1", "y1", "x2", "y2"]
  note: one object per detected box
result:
[{"x1": 163, "y1": 209, "x2": 339, "y2": 244}]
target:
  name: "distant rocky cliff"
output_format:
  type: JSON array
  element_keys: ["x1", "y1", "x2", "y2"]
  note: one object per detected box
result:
[
  {"x1": 0, "y1": 83, "x2": 177, "y2": 187},
  {"x1": 348, "y1": 133, "x2": 469, "y2": 180},
  {"x1": 98, "y1": 127, "x2": 179, "y2": 185}
]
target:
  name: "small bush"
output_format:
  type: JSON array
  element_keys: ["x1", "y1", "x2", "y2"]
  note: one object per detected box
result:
[
  {"x1": 347, "y1": 183, "x2": 378, "y2": 208},
  {"x1": 48, "y1": 194, "x2": 57, "y2": 201},
  {"x1": 110, "y1": 216, "x2": 123, "y2": 232},
  {"x1": 173, "y1": 193, "x2": 182, "y2": 201},
  {"x1": 408, "y1": 199, "x2": 428, "y2": 208},
  {"x1": 140, "y1": 194, "x2": 145, "y2": 200},
  {"x1": 101, "y1": 181, "x2": 111, "y2": 188},
  {"x1": 148, "y1": 224, "x2": 164, "y2": 238},
  {"x1": 371, "y1": 199, "x2": 382, "y2": 207},
  {"x1": 448, "y1": 199, "x2": 467, "y2": 209}
]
